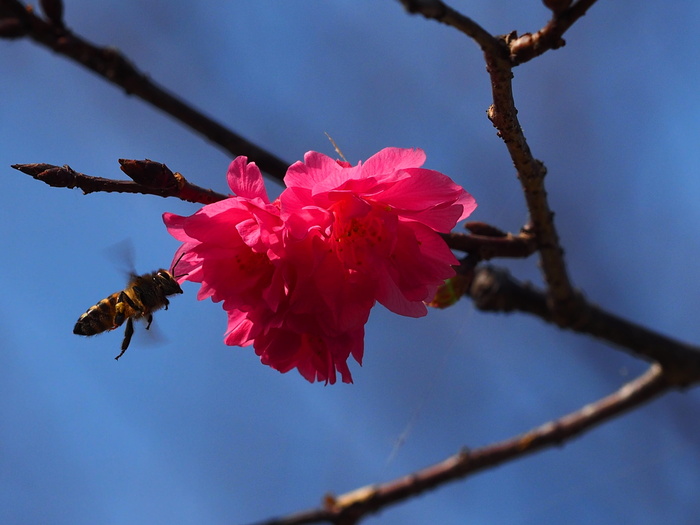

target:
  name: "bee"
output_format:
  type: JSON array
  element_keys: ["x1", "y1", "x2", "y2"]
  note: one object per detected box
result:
[{"x1": 73, "y1": 258, "x2": 184, "y2": 360}]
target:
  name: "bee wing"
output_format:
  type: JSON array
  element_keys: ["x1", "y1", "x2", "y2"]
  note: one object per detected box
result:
[
  {"x1": 136, "y1": 315, "x2": 168, "y2": 346},
  {"x1": 104, "y1": 239, "x2": 138, "y2": 279}
]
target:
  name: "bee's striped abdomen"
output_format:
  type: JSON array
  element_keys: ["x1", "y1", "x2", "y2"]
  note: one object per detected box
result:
[{"x1": 73, "y1": 293, "x2": 121, "y2": 336}]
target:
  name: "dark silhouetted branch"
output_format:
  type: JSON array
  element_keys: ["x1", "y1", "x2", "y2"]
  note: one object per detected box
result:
[
  {"x1": 397, "y1": 0, "x2": 599, "y2": 66},
  {"x1": 0, "y1": 0, "x2": 288, "y2": 181},
  {"x1": 470, "y1": 265, "x2": 700, "y2": 384},
  {"x1": 397, "y1": 0, "x2": 502, "y2": 57}
]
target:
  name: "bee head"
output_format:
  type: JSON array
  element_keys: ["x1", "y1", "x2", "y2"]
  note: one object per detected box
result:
[{"x1": 155, "y1": 270, "x2": 184, "y2": 296}]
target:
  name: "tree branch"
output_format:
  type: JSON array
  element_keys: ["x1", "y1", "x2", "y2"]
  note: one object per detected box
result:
[
  {"x1": 11, "y1": 160, "x2": 227, "y2": 204},
  {"x1": 484, "y1": 43, "x2": 578, "y2": 321},
  {"x1": 510, "y1": 0, "x2": 600, "y2": 65},
  {"x1": 0, "y1": 0, "x2": 289, "y2": 182},
  {"x1": 469, "y1": 265, "x2": 700, "y2": 385},
  {"x1": 397, "y1": 0, "x2": 502, "y2": 57},
  {"x1": 399, "y1": 0, "x2": 587, "y2": 321},
  {"x1": 252, "y1": 365, "x2": 670, "y2": 525},
  {"x1": 442, "y1": 221, "x2": 537, "y2": 260},
  {"x1": 397, "y1": 0, "x2": 599, "y2": 66}
]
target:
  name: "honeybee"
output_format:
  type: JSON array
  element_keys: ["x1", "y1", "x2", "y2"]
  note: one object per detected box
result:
[{"x1": 73, "y1": 260, "x2": 184, "y2": 360}]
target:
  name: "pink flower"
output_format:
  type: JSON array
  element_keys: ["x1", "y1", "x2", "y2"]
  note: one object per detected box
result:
[
  {"x1": 281, "y1": 147, "x2": 476, "y2": 317},
  {"x1": 163, "y1": 157, "x2": 370, "y2": 384},
  {"x1": 163, "y1": 157, "x2": 284, "y2": 320},
  {"x1": 224, "y1": 232, "x2": 374, "y2": 384},
  {"x1": 164, "y1": 148, "x2": 476, "y2": 384}
]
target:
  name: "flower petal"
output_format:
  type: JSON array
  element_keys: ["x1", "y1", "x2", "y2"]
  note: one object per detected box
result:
[{"x1": 227, "y1": 156, "x2": 270, "y2": 203}]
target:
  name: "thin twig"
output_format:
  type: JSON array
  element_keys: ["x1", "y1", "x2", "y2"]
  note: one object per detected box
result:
[
  {"x1": 397, "y1": 0, "x2": 502, "y2": 57},
  {"x1": 441, "y1": 230, "x2": 536, "y2": 260},
  {"x1": 251, "y1": 365, "x2": 670, "y2": 525},
  {"x1": 510, "y1": 0, "x2": 600, "y2": 65},
  {"x1": 399, "y1": 0, "x2": 583, "y2": 322},
  {"x1": 397, "y1": 0, "x2": 599, "y2": 66},
  {"x1": 11, "y1": 162, "x2": 227, "y2": 204},
  {"x1": 0, "y1": 0, "x2": 289, "y2": 181},
  {"x1": 484, "y1": 43, "x2": 578, "y2": 321}
]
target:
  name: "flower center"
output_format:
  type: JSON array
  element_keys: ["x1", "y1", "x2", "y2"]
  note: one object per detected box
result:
[{"x1": 331, "y1": 206, "x2": 392, "y2": 269}]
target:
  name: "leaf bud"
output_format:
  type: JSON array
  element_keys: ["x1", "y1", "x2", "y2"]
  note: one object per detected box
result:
[{"x1": 118, "y1": 159, "x2": 177, "y2": 188}]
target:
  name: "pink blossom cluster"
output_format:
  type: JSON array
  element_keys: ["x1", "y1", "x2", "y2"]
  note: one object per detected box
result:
[{"x1": 164, "y1": 148, "x2": 476, "y2": 384}]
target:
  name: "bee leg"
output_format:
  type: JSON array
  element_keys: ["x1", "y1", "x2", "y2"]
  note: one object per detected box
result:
[
  {"x1": 115, "y1": 318, "x2": 134, "y2": 360},
  {"x1": 163, "y1": 297, "x2": 170, "y2": 311},
  {"x1": 132, "y1": 285, "x2": 147, "y2": 307},
  {"x1": 115, "y1": 290, "x2": 140, "y2": 326},
  {"x1": 122, "y1": 290, "x2": 142, "y2": 311},
  {"x1": 145, "y1": 314, "x2": 153, "y2": 330},
  {"x1": 114, "y1": 291, "x2": 128, "y2": 327}
]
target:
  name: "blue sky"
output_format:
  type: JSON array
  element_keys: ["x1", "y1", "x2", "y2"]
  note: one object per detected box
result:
[{"x1": 2, "y1": 1, "x2": 700, "y2": 524}]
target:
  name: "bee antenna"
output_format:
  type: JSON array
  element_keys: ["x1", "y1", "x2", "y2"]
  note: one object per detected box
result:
[{"x1": 170, "y1": 251, "x2": 189, "y2": 279}]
